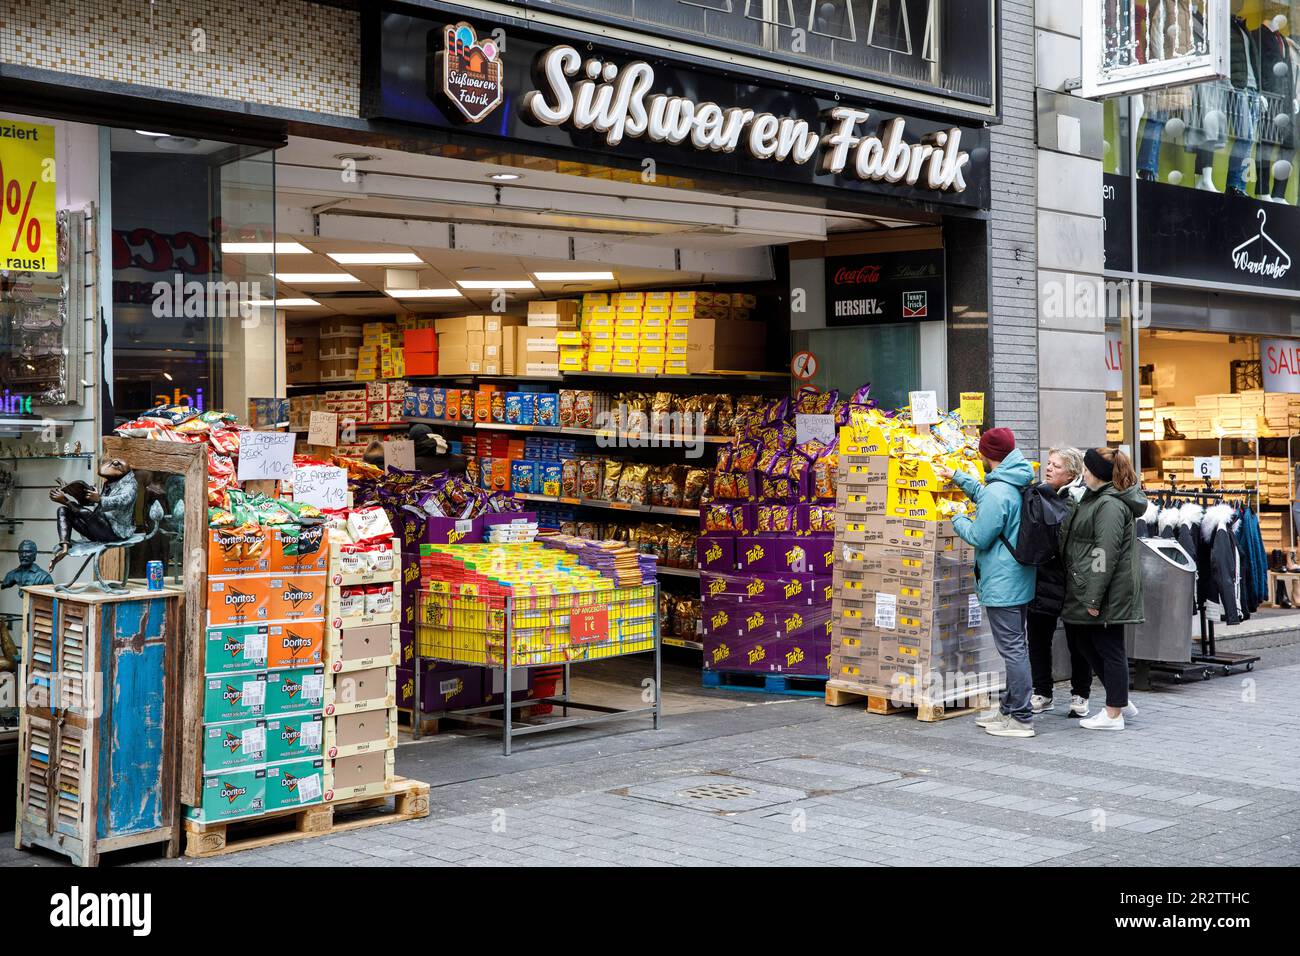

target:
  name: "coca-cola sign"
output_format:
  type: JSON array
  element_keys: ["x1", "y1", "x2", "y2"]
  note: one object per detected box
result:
[
  {"x1": 833, "y1": 265, "x2": 882, "y2": 285},
  {"x1": 823, "y1": 248, "x2": 945, "y2": 327}
]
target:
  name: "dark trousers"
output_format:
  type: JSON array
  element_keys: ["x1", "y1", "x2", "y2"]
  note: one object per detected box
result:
[
  {"x1": 1027, "y1": 611, "x2": 1093, "y2": 699},
  {"x1": 1064, "y1": 622, "x2": 1129, "y2": 709}
]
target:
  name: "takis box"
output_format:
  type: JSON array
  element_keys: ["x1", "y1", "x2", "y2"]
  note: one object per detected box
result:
[
  {"x1": 206, "y1": 577, "x2": 271, "y2": 627},
  {"x1": 773, "y1": 534, "x2": 819, "y2": 574},
  {"x1": 264, "y1": 713, "x2": 324, "y2": 763},
  {"x1": 204, "y1": 624, "x2": 269, "y2": 675},
  {"x1": 737, "y1": 604, "x2": 779, "y2": 642},
  {"x1": 696, "y1": 535, "x2": 736, "y2": 573},
  {"x1": 700, "y1": 570, "x2": 743, "y2": 603},
  {"x1": 324, "y1": 666, "x2": 397, "y2": 715},
  {"x1": 208, "y1": 526, "x2": 270, "y2": 576},
  {"x1": 809, "y1": 535, "x2": 835, "y2": 575},
  {"x1": 701, "y1": 600, "x2": 742, "y2": 639},
  {"x1": 734, "y1": 534, "x2": 781, "y2": 573},
  {"x1": 203, "y1": 672, "x2": 267, "y2": 722},
  {"x1": 264, "y1": 758, "x2": 325, "y2": 812},
  {"x1": 324, "y1": 709, "x2": 398, "y2": 758},
  {"x1": 266, "y1": 620, "x2": 325, "y2": 669},
  {"x1": 411, "y1": 666, "x2": 484, "y2": 712},
  {"x1": 267, "y1": 574, "x2": 328, "y2": 622},
  {"x1": 201, "y1": 718, "x2": 267, "y2": 771},
  {"x1": 776, "y1": 604, "x2": 828, "y2": 641},
  {"x1": 325, "y1": 750, "x2": 395, "y2": 802},
  {"x1": 186, "y1": 768, "x2": 267, "y2": 823},
  {"x1": 756, "y1": 636, "x2": 828, "y2": 676},
  {"x1": 703, "y1": 634, "x2": 740, "y2": 670},
  {"x1": 264, "y1": 666, "x2": 326, "y2": 717}
]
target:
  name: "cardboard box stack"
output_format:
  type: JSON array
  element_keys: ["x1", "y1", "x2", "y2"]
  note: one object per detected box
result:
[
  {"x1": 435, "y1": 315, "x2": 528, "y2": 376},
  {"x1": 322, "y1": 531, "x2": 400, "y2": 802},
  {"x1": 356, "y1": 321, "x2": 405, "y2": 382},
  {"x1": 827, "y1": 411, "x2": 1004, "y2": 705},
  {"x1": 189, "y1": 524, "x2": 330, "y2": 823},
  {"x1": 287, "y1": 323, "x2": 321, "y2": 385},
  {"x1": 318, "y1": 318, "x2": 363, "y2": 383}
]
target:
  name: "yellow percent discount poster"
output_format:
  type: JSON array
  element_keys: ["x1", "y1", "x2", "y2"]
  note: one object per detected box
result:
[{"x1": 0, "y1": 118, "x2": 57, "y2": 273}]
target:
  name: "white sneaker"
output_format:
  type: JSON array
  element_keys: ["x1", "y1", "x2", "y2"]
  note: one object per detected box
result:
[
  {"x1": 985, "y1": 714, "x2": 1036, "y2": 738},
  {"x1": 1079, "y1": 710, "x2": 1125, "y2": 731},
  {"x1": 1122, "y1": 701, "x2": 1139, "y2": 719},
  {"x1": 974, "y1": 706, "x2": 1004, "y2": 728},
  {"x1": 1068, "y1": 695, "x2": 1089, "y2": 718},
  {"x1": 1031, "y1": 694, "x2": 1055, "y2": 714}
]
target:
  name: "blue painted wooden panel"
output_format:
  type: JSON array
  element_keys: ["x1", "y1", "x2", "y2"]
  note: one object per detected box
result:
[{"x1": 98, "y1": 598, "x2": 169, "y2": 839}]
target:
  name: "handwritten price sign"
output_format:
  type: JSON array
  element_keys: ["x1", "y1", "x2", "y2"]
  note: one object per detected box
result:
[
  {"x1": 0, "y1": 120, "x2": 57, "y2": 273},
  {"x1": 237, "y1": 431, "x2": 296, "y2": 481}
]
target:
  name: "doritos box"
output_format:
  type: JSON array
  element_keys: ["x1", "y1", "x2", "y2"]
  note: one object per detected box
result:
[
  {"x1": 203, "y1": 672, "x2": 267, "y2": 723},
  {"x1": 269, "y1": 524, "x2": 328, "y2": 574},
  {"x1": 267, "y1": 575, "x2": 327, "y2": 623},
  {"x1": 201, "y1": 718, "x2": 267, "y2": 771},
  {"x1": 264, "y1": 759, "x2": 324, "y2": 812},
  {"x1": 207, "y1": 577, "x2": 272, "y2": 627},
  {"x1": 204, "y1": 624, "x2": 269, "y2": 675},
  {"x1": 186, "y1": 768, "x2": 266, "y2": 823},
  {"x1": 208, "y1": 525, "x2": 270, "y2": 576},
  {"x1": 265, "y1": 666, "x2": 326, "y2": 717},
  {"x1": 267, "y1": 620, "x2": 325, "y2": 669},
  {"x1": 264, "y1": 714, "x2": 324, "y2": 764}
]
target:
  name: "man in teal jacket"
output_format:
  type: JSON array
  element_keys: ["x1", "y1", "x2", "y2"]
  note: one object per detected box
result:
[{"x1": 936, "y1": 428, "x2": 1038, "y2": 738}]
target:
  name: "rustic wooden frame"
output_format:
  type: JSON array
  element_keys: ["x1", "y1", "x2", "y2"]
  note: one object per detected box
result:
[{"x1": 101, "y1": 437, "x2": 208, "y2": 807}]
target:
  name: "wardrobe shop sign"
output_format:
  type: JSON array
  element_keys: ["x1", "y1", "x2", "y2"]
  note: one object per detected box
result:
[{"x1": 364, "y1": 8, "x2": 991, "y2": 210}]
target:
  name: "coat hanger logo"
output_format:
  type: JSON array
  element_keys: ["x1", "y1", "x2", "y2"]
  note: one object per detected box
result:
[{"x1": 1232, "y1": 209, "x2": 1292, "y2": 281}]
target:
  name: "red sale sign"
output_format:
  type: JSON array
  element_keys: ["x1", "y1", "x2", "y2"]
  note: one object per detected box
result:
[
  {"x1": 570, "y1": 607, "x2": 609, "y2": 644},
  {"x1": 1263, "y1": 338, "x2": 1300, "y2": 394}
]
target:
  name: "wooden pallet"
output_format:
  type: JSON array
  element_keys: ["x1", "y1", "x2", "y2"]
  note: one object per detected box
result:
[
  {"x1": 702, "y1": 670, "x2": 829, "y2": 697},
  {"x1": 183, "y1": 776, "x2": 429, "y2": 858},
  {"x1": 397, "y1": 708, "x2": 442, "y2": 735},
  {"x1": 824, "y1": 679, "x2": 994, "y2": 722}
]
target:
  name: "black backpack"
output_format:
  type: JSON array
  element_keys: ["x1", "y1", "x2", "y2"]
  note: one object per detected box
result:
[{"x1": 1000, "y1": 484, "x2": 1071, "y2": 566}]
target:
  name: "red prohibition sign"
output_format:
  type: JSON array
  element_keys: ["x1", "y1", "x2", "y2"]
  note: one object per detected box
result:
[{"x1": 791, "y1": 351, "x2": 818, "y2": 381}]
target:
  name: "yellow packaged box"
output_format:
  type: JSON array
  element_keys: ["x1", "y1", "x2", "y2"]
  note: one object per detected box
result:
[
  {"x1": 615, "y1": 327, "x2": 640, "y2": 342},
  {"x1": 555, "y1": 331, "x2": 585, "y2": 347},
  {"x1": 640, "y1": 315, "x2": 667, "y2": 329},
  {"x1": 588, "y1": 328, "x2": 615, "y2": 342},
  {"x1": 887, "y1": 457, "x2": 961, "y2": 493},
  {"x1": 639, "y1": 344, "x2": 667, "y2": 356},
  {"x1": 582, "y1": 293, "x2": 610, "y2": 306},
  {"x1": 585, "y1": 315, "x2": 615, "y2": 330},
  {"x1": 617, "y1": 292, "x2": 645, "y2": 304},
  {"x1": 645, "y1": 291, "x2": 672, "y2": 302},
  {"x1": 640, "y1": 331, "x2": 667, "y2": 344},
  {"x1": 885, "y1": 487, "x2": 970, "y2": 522},
  {"x1": 664, "y1": 360, "x2": 689, "y2": 375},
  {"x1": 615, "y1": 342, "x2": 640, "y2": 356},
  {"x1": 588, "y1": 342, "x2": 614, "y2": 354},
  {"x1": 672, "y1": 291, "x2": 698, "y2": 304},
  {"x1": 559, "y1": 356, "x2": 586, "y2": 371},
  {"x1": 588, "y1": 361, "x2": 613, "y2": 372},
  {"x1": 668, "y1": 315, "x2": 692, "y2": 328}
]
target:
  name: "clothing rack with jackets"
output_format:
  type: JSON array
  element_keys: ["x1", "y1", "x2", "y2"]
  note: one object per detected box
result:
[{"x1": 1141, "y1": 484, "x2": 1266, "y2": 674}]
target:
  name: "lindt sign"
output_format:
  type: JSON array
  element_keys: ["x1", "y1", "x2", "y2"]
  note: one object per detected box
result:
[{"x1": 524, "y1": 46, "x2": 972, "y2": 195}]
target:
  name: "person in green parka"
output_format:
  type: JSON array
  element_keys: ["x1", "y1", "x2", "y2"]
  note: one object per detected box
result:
[{"x1": 1058, "y1": 447, "x2": 1147, "y2": 732}]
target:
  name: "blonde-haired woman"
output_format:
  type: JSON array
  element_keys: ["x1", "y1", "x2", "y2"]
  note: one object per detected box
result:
[{"x1": 1058, "y1": 448, "x2": 1147, "y2": 731}]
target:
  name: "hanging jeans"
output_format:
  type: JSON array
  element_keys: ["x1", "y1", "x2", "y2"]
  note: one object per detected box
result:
[
  {"x1": 1065, "y1": 622, "x2": 1130, "y2": 710},
  {"x1": 1226, "y1": 90, "x2": 1263, "y2": 192},
  {"x1": 1137, "y1": 117, "x2": 1167, "y2": 176}
]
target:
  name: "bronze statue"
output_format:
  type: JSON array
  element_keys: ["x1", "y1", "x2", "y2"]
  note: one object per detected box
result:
[
  {"x1": 2, "y1": 539, "x2": 53, "y2": 589},
  {"x1": 48, "y1": 458, "x2": 138, "y2": 571}
]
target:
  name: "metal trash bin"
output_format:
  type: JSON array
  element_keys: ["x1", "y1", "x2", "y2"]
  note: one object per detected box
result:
[{"x1": 1125, "y1": 538, "x2": 1196, "y2": 664}]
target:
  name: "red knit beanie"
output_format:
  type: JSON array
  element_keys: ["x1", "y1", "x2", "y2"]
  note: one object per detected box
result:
[{"x1": 978, "y1": 427, "x2": 1015, "y2": 462}]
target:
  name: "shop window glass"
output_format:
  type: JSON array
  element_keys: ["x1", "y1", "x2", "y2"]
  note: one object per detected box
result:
[
  {"x1": 1135, "y1": 0, "x2": 1300, "y2": 201},
  {"x1": 1105, "y1": 97, "x2": 1133, "y2": 175},
  {"x1": 524, "y1": 0, "x2": 994, "y2": 104},
  {"x1": 792, "y1": 323, "x2": 919, "y2": 409},
  {"x1": 109, "y1": 133, "x2": 275, "y2": 425}
]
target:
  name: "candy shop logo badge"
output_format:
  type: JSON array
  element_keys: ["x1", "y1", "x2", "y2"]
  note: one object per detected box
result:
[
  {"x1": 221, "y1": 782, "x2": 247, "y2": 803},
  {"x1": 711, "y1": 609, "x2": 730, "y2": 630},
  {"x1": 712, "y1": 643, "x2": 730, "y2": 664},
  {"x1": 783, "y1": 579, "x2": 803, "y2": 600},
  {"x1": 746, "y1": 611, "x2": 765, "y2": 630},
  {"x1": 786, "y1": 646, "x2": 806, "y2": 667},
  {"x1": 902, "y1": 291, "x2": 928, "y2": 319},
  {"x1": 440, "y1": 22, "x2": 504, "y2": 123},
  {"x1": 747, "y1": 644, "x2": 766, "y2": 665},
  {"x1": 706, "y1": 575, "x2": 726, "y2": 597}
]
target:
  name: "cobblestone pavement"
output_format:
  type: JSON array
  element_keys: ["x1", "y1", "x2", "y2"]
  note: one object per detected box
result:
[{"x1": 5, "y1": 641, "x2": 1298, "y2": 867}]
